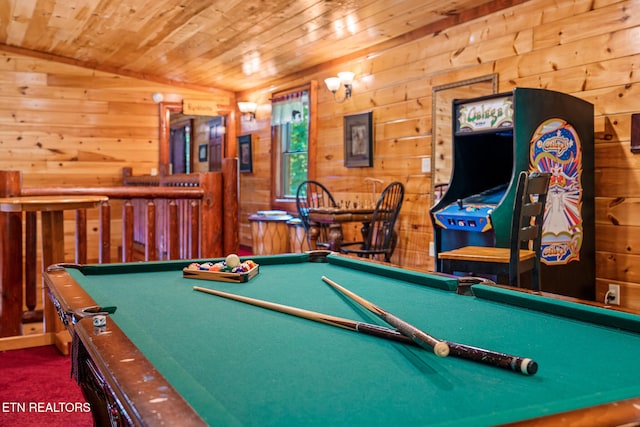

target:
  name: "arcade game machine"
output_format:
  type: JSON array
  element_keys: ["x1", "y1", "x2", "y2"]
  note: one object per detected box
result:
[{"x1": 430, "y1": 88, "x2": 595, "y2": 300}]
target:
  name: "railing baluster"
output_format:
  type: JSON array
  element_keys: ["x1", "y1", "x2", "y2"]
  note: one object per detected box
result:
[
  {"x1": 169, "y1": 201, "x2": 179, "y2": 260},
  {"x1": 122, "y1": 200, "x2": 134, "y2": 262},
  {"x1": 182, "y1": 199, "x2": 188, "y2": 259},
  {"x1": 23, "y1": 211, "x2": 39, "y2": 325},
  {"x1": 146, "y1": 201, "x2": 156, "y2": 261},
  {"x1": 159, "y1": 198, "x2": 167, "y2": 259},
  {"x1": 190, "y1": 201, "x2": 199, "y2": 259},
  {"x1": 25, "y1": 212, "x2": 37, "y2": 313},
  {"x1": 100, "y1": 201, "x2": 111, "y2": 264},
  {"x1": 76, "y1": 209, "x2": 88, "y2": 264}
]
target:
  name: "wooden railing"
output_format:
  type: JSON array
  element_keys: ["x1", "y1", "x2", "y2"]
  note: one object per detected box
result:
[{"x1": 0, "y1": 160, "x2": 238, "y2": 342}]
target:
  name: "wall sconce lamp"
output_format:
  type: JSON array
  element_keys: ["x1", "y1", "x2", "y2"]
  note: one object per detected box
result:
[
  {"x1": 324, "y1": 71, "x2": 355, "y2": 103},
  {"x1": 238, "y1": 101, "x2": 258, "y2": 121},
  {"x1": 152, "y1": 92, "x2": 164, "y2": 103}
]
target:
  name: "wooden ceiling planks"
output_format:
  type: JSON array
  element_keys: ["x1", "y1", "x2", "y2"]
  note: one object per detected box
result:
[{"x1": 0, "y1": 0, "x2": 523, "y2": 92}]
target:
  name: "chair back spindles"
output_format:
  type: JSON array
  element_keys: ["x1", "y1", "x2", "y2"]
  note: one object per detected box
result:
[
  {"x1": 296, "y1": 180, "x2": 339, "y2": 248},
  {"x1": 510, "y1": 171, "x2": 551, "y2": 288},
  {"x1": 367, "y1": 182, "x2": 404, "y2": 255},
  {"x1": 341, "y1": 181, "x2": 405, "y2": 263}
]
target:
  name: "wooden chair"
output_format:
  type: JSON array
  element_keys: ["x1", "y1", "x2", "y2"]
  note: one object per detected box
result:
[
  {"x1": 340, "y1": 181, "x2": 405, "y2": 262},
  {"x1": 296, "y1": 180, "x2": 340, "y2": 248},
  {"x1": 437, "y1": 171, "x2": 551, "y2": 289}
]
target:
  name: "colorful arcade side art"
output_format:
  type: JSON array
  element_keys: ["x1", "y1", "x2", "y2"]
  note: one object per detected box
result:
[{"x1": 531, "y1": 120, "x2": 583, "y2": 266}]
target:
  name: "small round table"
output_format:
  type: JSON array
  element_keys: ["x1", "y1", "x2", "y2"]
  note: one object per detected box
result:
[{"x1": 0, "y1": 195, "x2": 108, "y2": 351}]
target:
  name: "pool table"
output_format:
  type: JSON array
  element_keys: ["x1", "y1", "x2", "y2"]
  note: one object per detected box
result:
[{"x1": 44, "y1": 251, "x2": 640, "y2": 427}]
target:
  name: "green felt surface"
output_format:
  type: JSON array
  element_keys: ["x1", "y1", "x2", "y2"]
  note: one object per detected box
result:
[{"x1": 69, "y1": 254, "x2": 640, "y2": 427}]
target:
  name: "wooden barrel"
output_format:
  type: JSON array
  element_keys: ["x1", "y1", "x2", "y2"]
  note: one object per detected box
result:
[
  {"x1": 287, "y1": 218, "x2": 310, "y2": 253},
  {"x1": 249, "y1": 212, "x2": 292, "y2": 255}
]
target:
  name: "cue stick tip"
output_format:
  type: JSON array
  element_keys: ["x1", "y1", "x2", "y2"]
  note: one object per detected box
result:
[{"x1": 434, "y1": 341, "x2": 450, "y2": 358}]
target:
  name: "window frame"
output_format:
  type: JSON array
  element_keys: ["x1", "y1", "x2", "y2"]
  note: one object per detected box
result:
[{"x1": 270, "y1": 80, "x2": 318, "y2": 212}]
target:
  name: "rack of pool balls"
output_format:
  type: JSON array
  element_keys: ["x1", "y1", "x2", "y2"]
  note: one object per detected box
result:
[{"x1": 183, "y1": 254, "x2": 259, "y2": 283}]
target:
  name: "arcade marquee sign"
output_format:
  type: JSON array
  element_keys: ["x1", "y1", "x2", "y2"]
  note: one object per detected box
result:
[{"x1": 456, "y1": 96, "x2": 513, "y2": 133}]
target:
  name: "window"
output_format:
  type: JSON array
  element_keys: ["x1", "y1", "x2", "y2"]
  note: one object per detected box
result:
[{"x1": 271, "y1": 82, "x2": 317, "y2": 210}]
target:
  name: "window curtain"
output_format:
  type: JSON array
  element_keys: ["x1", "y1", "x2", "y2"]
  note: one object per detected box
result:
[{"x1": 271, "y1": 90, "x2": 309, "y2": 126}]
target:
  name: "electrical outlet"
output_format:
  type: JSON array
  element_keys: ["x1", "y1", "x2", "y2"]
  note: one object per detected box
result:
[
  {"x1": 421, "y1": 157, "x2": 431, "y2": 173},
  {"x1": 607, "y1": 284, "x2": 620, "y2": 305}
]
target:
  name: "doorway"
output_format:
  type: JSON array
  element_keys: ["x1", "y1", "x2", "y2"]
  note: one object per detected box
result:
[
  {"x1": 169, "y1": 113, "x2": 226, "y2": 174},
  {"x1": 207, "y1": 116, "x2": 225, "y2": 172},
  {"x1": 170, "y1": 119, "x2": 192, "y2": 174}
]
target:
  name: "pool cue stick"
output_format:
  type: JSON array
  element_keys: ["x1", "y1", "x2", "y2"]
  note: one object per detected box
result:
[
  {"x1": 321, "y1": 276, "x2": 538, "y2": 375},
  {"x1": 321, "y1": 276, "x2": 450, "y2": 357},
  {"x1": 193, "y1": 286, "x2": 415, "y2": 345},
  {"x1": 193, "y1": 286, "x2": 537, "y2": 375}
]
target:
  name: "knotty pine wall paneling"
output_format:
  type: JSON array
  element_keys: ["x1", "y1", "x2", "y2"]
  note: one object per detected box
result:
[
  {"x1": 238, "y1": 0, "x2": 640, "y2": 309},
  {"x1": 0, "y1": 47, "x2": 234, "y2": 310}
]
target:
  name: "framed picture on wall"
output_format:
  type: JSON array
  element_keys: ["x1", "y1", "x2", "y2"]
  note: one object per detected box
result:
[
  {"x1": 238, "y1": 134, "x2": 253, "y2": 173},
  {"x1": 344, "y1": 112, "x2": 373, "y2": 168},
  {"x1": 198, "y1": 144, "x2": 208, "y2": 162}
]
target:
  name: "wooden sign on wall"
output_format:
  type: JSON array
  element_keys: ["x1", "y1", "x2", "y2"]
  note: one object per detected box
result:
[{"x1": 183, "y1": 99, "x2": 218, "y2": 116}]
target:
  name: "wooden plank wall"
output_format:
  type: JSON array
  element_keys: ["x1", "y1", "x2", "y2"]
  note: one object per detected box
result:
[
  {"x1": 238, "y1": 0, "x2": 640, "y2": 309},
  {"x1": 0, "y1": 47, "x2": 233, "y2": 265}
]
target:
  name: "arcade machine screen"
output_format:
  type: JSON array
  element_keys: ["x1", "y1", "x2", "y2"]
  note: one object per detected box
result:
[{"x1": 433, "y1": 132, "x2": 513, "y2": 238}]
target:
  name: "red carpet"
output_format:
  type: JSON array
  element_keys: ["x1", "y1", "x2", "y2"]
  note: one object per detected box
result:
[
  {"x1": 238, "y1": 246, "x2": 253, "y2": 257},
  {"x1": 0, "y1": 345, "x2": 93, "y2": 427}
]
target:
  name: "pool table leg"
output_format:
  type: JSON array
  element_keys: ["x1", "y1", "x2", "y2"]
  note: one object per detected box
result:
[{"x1": 41, "y1": 210, "x2": 72, "y2": 355}]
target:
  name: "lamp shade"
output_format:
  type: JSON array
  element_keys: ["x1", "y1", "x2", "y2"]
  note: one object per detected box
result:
[
  {"x1": 237, "y1": 101, "x2": 257, "y2": 113},
  {"x1": 324, "y1": 77, "x2": 341, "y2": 92},
  {"x1": 337, "y1": 71, "x2": 355, "y2": 85}
]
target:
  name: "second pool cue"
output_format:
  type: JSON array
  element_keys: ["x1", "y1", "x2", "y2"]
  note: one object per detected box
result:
[
  {"x1": 321, "y1": 276, "x2": 450, "y2": 357},
  {"x1": 322, "y1": 276, "x2": 538, "y2": 375}
]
